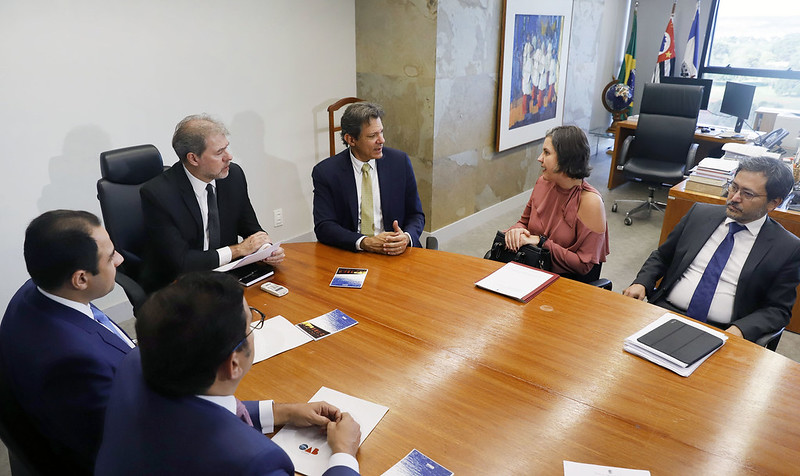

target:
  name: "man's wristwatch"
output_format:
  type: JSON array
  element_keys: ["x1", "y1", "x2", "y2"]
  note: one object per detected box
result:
[{"x1": 538, "y1": 234, "x2": 547, "y2": 247}]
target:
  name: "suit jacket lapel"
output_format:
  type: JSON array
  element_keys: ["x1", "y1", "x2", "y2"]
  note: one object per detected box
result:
[
  {"x1": 337, "y1": 151, "x2": 359, "y2": 230},
  {"x1": 676, "y1": 211, "x2": 725, "y2": 276},
  {"x1": 738, "y1": 218, "x2": 775, "y2": 287},
  {"x1": 171, "y1": 162, "x2": 204, "y2": 233}
]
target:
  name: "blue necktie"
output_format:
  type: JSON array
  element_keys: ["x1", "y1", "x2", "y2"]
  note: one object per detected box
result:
[
  {"x1": 90, "y1": 304, "x2": 129, "y2": 344},
  {"x1": 686, "y1": 222, "x2": 747, "y2": 322}
]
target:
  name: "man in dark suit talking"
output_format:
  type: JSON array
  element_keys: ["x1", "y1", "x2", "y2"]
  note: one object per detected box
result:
[
  {"x1": 95, "y1": 272, "x2": 361, "y2": 475},
  {"x1": 140, "y1": 114, "x2": 284, "y2": 291},
  {"x1": 312, "y1": 102, "x2": 425, "y2": 255},
  {"x1": 623, "y1": 156, "x2": 800, "y2": 342}
]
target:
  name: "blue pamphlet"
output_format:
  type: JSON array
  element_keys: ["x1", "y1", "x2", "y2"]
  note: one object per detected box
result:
[
  {"x1": 330, "y1": 267, "x2": 368, "y2": 288},
  {"x1": 381, "y1": 449, "x2": 453, "y2": 476}
]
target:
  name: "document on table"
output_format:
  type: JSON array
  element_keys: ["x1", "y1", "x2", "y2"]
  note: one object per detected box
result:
[
  {"x1": 251, "y1": 316, "x2": 312, "y2": 364},
  {"x1": 623, "y1": 313, "x2": 727, "y2": 377},
  {"x1": 381, "y1": 449, "x2": 453, "y2": 476},
  {"x1": 329, "y1": 267, "x2": 368, "y2": 288},
  {"x1": 214, "y1": 241, "x2": 282, "y2": 272},
  {"x1": 475, "y1": 261, "x2": 558, "y2": 302},
  {"x1": 564, "y1": 460, "x2": 650, "y2": 475},
  {"x1": 296, "y1": 309, "x2": 358, "y2": 341},
  {"x1": 271, "y1": 387, "x2": 389, "y2": 476}
]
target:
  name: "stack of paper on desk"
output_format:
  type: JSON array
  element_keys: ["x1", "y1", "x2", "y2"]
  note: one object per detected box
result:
[
  {"x1": 251, "y1": 316, "x2": 313, "y2": 363},
  {"x1": 623, "y1": 313, "x2": 727, "y2": 377},
  {"x1": 272, "y1": 387, "x2": 389, "y2": 476}
]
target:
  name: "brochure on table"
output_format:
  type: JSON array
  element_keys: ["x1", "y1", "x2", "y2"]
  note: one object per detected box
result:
[
  {"x1": 381, "y1": 449, "x2": 453, "y2": 476},
  {"x1": 296, "y1": 309, "x2": 358, "y2": 341},
  {"x1": 272, "y1": 387, "x2": 389, "y2": 476},
  {"x1": 330, "y1": 267, "x2": 368, "y2": 288}
]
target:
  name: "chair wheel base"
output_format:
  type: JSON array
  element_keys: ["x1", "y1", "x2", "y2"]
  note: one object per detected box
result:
[
  {"x1": 624, "y1": 217, "x2": 633, "y2": 226},
  {"x1": 611, "y1": 203, "x2": 618, "y2": 213}
]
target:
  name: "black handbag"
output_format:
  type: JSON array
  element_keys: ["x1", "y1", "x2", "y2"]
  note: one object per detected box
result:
[{"x1": 486, "y1": 231, "x2": 552, "y2": 271}]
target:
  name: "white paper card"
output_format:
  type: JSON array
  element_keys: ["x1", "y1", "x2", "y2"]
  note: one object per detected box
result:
[
  {"x1": 251, "y1": 316, "x2": 313, "y2": 364},
  {"x1": 271, "y1": 387, "x2": 389, "y2": 476},
  {"x1": 564, "y1": 460, "x2": 650, "y2": 476},
  {"x1": 214, "y1": 241, "x2": 282, "y2": 272}
]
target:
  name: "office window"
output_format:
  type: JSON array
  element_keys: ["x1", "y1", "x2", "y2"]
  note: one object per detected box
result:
[{"x1": 700, "y1": 0, "x2": 800, "y2": 129}]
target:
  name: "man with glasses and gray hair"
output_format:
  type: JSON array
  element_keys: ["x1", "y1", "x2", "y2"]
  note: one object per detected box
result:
[
  {"x1": 623, "y1": 156, "x2": 800, "y2": 342},
  {"x1": 95, "y1": 272, "x2": 360, "y2": 475}
]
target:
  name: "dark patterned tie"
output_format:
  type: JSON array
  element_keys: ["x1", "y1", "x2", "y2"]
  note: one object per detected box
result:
[
  {"x1": 206, "y1": 183, "x2": 220, "y2": 250},
  {"x1": 685, "y1": 222, "x2": 746, "y2": 322}
]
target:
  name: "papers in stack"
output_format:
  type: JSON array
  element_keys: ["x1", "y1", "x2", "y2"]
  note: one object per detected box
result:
[
  {"x1": 721, "y1": 142, "x2": 780, "y2": 160},
  {"x1": 623, "y1": 313, "x2": 727, "y2": 377},
  {"x1": 686, "y1": 157, "x2": 738, "y2": 195},
  {"x1": 475, "y1": 261, "x2": 558, "y2": 302},
  {"x1": 272, "y1": 387, "x2": 389, "y2": 476},
  {"x1": 214, "y1": 242, "x2": 282, "y2": 286}
]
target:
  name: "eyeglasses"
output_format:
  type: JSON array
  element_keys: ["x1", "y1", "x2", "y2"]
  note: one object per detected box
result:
[
  {"x1": 726, "y1": 182, "x2": 767, "y2": 201},
  {"x1": 233, "y1": 307, "x2": 266, "y2": 352}
]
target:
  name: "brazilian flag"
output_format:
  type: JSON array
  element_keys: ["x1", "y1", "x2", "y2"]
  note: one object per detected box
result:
[{"x1": 617, "y1": 9, "x2": 637, "y2": 118}]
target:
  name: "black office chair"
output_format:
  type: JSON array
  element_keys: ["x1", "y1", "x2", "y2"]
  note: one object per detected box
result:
[
  {"x1": 0, "y1": 353, "x2": 91, "y2": 476},
  {"x1": 756, "y1": 327, "x2": 784, "y2": 352},
  {"x1": 612, "y1": 83, "x2": 704, "y2": 225},
  {"x1": 96, "y1": 144, "x2": 164, "y2": 314}
]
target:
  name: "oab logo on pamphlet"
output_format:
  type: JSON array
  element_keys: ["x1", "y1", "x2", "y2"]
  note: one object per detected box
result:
[{"x1": 298, "y1": 443, "x2": 320, "y2": 456}]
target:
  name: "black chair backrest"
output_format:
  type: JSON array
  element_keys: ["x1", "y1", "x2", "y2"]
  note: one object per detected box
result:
[
  {"x1": 632, "y1": 83, "x2": 703, "y2": 165},
  {"x1": 97, "y1": 145, "x2": 163, "y2": 280},
  {"x1": 0, "y1": 352, "x2": 89, "y2": 475}
]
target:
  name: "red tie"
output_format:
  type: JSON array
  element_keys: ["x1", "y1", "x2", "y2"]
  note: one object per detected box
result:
[{"x1": 235, "y1": 398, "x2": 254, "y2": 427}]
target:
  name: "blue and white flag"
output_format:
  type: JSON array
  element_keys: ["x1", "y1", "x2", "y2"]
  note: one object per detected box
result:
[{"x1": 681, "y1": 1, "x2": 700, "y2": 78}]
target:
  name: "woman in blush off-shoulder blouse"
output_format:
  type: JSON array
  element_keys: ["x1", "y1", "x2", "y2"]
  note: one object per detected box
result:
[{"x1": 504, "y1": 125, "x2": 610, "y2": 278}]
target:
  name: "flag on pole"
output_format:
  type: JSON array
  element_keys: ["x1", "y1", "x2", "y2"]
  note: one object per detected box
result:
[
  {"x1": 681, "y1": 1, "x2": 700, "y2": 78},
  {"x1": 617, "y1": 7, "x2": 637, "y2": 117},
  {"x1": 652, "y1": 4, "x2": 676, "y2": 82}
]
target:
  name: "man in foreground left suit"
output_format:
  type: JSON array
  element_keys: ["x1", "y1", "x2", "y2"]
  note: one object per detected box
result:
[
  {"x1": 0, "y1": 210, "x2": 135, "y2": 473},
  {"x1": 95, "y1": 271, "x2": 361, "y2": 475}
]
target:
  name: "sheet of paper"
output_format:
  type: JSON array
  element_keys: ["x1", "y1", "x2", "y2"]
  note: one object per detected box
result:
[
  {"x1": 271, "y1": 387, "x2": 389, "y2": 476},
  {"x1": 329, "y1": 267, "x2": 368, "y2": 288},
  {"x1": 251, "y1": 315, "x2": 312, "y2": 364},
  {"x1": 564, "y1": 461, "x2": 650, "y2": 476},
  {"x1": 475, "y1": 262, "x2": 553, "y2": 300},
  {"x1": 296, "y1": 309, "x2": 358, "y2": 341},
  {"x1": 381, "y1": 449, "x2": 453, "y2": 476},
  {"x1": 214, "y1": 241, "x2": 282, "y2": 272}
]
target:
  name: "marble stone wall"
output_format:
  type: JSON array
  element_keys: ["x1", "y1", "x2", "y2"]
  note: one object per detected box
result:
[{"x1": 356, "y1": 0, "x2": 619, "y2": 231}]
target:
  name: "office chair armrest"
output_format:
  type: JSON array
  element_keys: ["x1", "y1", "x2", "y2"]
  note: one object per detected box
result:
[
  {"x1": 115, "y1": 271, "x2": 147, "y2": 315},
  {"x1": 618, "y1": 135, "x2": 635, "y2": 167},
  {"x1": 684, "y1": 143, "x2": 699, "y2": 174},
  {"x1": 425, "y1": 236, "x2": 439, "y2": 250},
  {"x1": 755, "y1": 327, "x2": 784, "y2": 351},
  {"x1": 588, "y1": 278, "x2": 612, "y2": 291}
]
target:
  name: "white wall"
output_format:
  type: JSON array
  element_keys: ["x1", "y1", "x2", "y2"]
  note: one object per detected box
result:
[{"x1": 0, "y1": 0, "x2": 356, "y2": 311}]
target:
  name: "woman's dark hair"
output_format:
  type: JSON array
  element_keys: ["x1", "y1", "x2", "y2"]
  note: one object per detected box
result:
[{"x1": 546, "y1": 125, "x2": 591, "y2": 179}]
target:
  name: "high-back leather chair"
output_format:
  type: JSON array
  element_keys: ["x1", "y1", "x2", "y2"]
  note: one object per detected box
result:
[
  {"x1": 612, "y1": 83, "x2": 704, "y2": 225},
  {"x1": 96, "y1": 144, "x2": 164, "y2": 313}
]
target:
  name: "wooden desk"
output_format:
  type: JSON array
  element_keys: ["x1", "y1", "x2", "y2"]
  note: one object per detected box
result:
[
  {"x1": 608, "y1": 119, "x2": 746, "y2": 189},
  {"x1": 662, "y1": 180, "x2": 800, "y2": 334},
  {"x1": 237, "y1": 242, "x2": 800, "y2": 474}
]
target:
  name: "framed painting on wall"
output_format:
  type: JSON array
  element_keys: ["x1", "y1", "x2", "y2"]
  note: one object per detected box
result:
[{"x1": 496, "y1": 0, "x2": 573, "y2": 152}]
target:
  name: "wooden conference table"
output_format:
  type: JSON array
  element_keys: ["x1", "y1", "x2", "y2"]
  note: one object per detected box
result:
[{"x1": 237, "y1": 242, "x2": 800, "y2": 475}]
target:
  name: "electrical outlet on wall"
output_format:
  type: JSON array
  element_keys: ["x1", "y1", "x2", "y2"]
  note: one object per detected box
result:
[{"x1": 273, "y1": 208, "x2": 283, "y2": 227}]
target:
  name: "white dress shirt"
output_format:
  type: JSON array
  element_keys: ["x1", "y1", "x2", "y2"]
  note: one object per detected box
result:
[
  {"x1": 350, "y1": 150, "x2": 412, "y2": 250},
  {"x1": 37, "y1": 288, "x2": 135, "y2": 348},
  {"x1": 198, "y1": 395, "x2": 359, "y2": 473},
  {"x1": 667, "y1": 214, "x2": 766, "y2": 324},
  {"x1": 183, "y1": 166, "x2": 233, "y2": 266}
]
